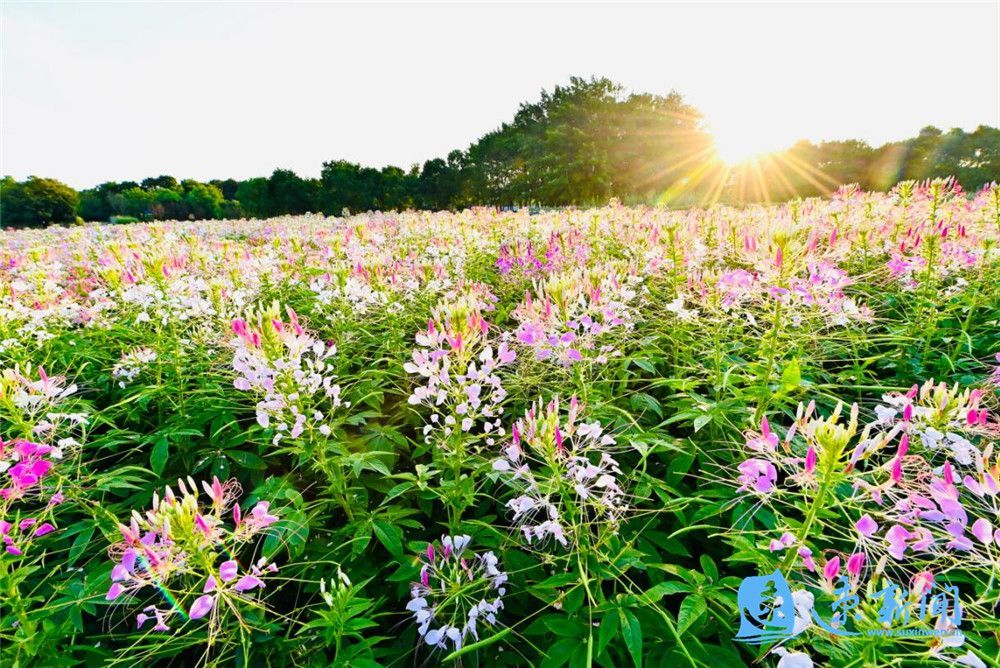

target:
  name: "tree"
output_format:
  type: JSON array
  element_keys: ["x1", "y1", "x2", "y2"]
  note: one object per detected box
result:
[
  {"x1": 320, "y1": 160, "x2": 365, "y2": 215},
  {"x1": 267, "y1": 169, "x2": 318, "y2": 215},
  {"x1": 1, "y1": 176, "x2": 79, "y2": 228},
  {"x1": 141, "y1": 175, "x2": 180, "y2": 191},
  {"x1": 235, "y1": 178, "x2": 271, "y2": 218},
  {"x1": 110, "y1": 187, "x2": 154, "y2": 219},
  {"x1": 151, "y1": 187, "x2": 187, "y2": 219},
  {"x1": 184, "y1": 182, "x2": 225, "y2": 219}
]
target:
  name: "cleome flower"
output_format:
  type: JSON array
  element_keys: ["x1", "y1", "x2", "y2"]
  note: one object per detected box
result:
[
  {"x1": 111, "y1": 347, "x2": 158, "y2": 388},
  {"x1": 105, "y1": 476, "x2": 280, "y2": 633},
  {"x1": 511, "y1": 264, "x2": 641, "y2": 366},
  {"x1": 493, "y1": 396, "x2": 626, "y2": 550},
  {"x1": 404, "y1": 287, "x2": 515, "y2": 451},
  {"x1": 0, "y1": 437, "x2": 67, "y2": 557},
  {"x1": 869, "y1": 379, "x2": 991, "y2": 466},
  {"x1": 230, "y1": 301, "x2": 346, "y2": 445},
  {"x1": 407, "y1": 535, "x2": 507, "y2": 653}
]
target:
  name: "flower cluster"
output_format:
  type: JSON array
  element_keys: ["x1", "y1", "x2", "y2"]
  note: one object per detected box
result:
[
  {"x1": 0, "y1": 367, "x2": 80, "y2": 557},
  {"x1": 0, "y1": 437, "x2": 63, "y2": 558},
  {"x1": 884, "y1": 179, "x2": 987, "y2": 289},
  {"x1": 405, "y1": 289, "x2": 515, "y2": 450},
  {"x1": 112, "y1": 347, "x2": 158, "y2": 388},
  {"x1": 105, "y1": 476, "x2": 280, "y2": 632},
  {"x1": 512, "y1": 265, "x2": 641, "y2": 365},
  {"x1": 6, "y1": 366, "x2": 78, "y2": 416},
  {"x1": 495, "y1": 230, "x2": 590, "y2": 279},
  {"x1": 493, "y1": 396, "x2": 626, "y2": 549},
  {"x1": 868, "y1": 379, "x2": 991, "y2": 466},
  {"x1": 231, "y1": 301, "x2": 345, "y2": 445},
  {"x1": 406, "y1": 535, "x2": 507, "y2": 652},
  {"x1": 733, "y1": 376, "x2": 996, "y2": 665}
]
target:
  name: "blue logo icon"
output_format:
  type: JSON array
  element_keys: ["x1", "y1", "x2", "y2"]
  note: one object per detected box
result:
[
  {"x1": 735, "y1": 569, "x2": 796, "y2": 643},
  {"x1": 735, "y1": 569, "x2": 964, "y2": 644}
]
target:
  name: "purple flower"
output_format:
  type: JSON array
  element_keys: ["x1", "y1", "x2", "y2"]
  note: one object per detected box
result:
[
  {"x1": 971, "y1": 518, "x2": 993, "y2": 544},
  {"x1": 188, "y1": 594, "x2": 215, "y2": 620},
  {"x1": 945, "y1": 523, "x2": 973, "y2": 551},
  {"x1": 497, "y1": 343, "x2": 516, "y2": 364},
  {"x1": 798, "y1": 547, "x2": 816, "y2": 572},
  {"x1": 737, "y1": 458, "x2": 777, "y2": 494},
  {"x1": 219, "y1": 559, "x2": 239, "y2": 582},
  {"x1": 846, "y1": 552, "x2": 865, "y2": 577},
  {"x1": 855, "y1": 514, "x2": 878, "y2": 537},
  {"x1": 234, "y1": 574, "x2": 265, "y2": 592},
  {"x1": 768, "y1": 532, "x2": 796, "y2": 551},
  {"x1": 106, "y1": 583, "x2": 124, "y2": 601},
  {"x1": 824, "y1": 556, "x2": 840, "y2": 581},
  {"x1": 746, "y1": 417, "x2": 780, "y2": 452},
  {"x1": 885, "y1": 525, "x2": 911, "y2": 560},
  {"x1": 33, "y1": 522, "x2": 55, "y2": 537}
]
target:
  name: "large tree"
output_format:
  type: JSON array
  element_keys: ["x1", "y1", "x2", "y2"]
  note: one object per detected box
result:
[{"x1": 1, "y1": 176, "x2": 79, "y2": 228}]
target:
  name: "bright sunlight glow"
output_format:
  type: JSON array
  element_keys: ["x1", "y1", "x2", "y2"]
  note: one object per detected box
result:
[{"x1": 710, "y1": 120, "x2": 796, "y2": 166}]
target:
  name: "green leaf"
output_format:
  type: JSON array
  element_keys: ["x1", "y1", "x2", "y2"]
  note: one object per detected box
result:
[
  {"x1": 361, "y1": 457, "x2": 391, "y2": 476},
  {"x1": 372, "y1": 521, "x2": 403, "y2": 557},
  {"x1": 641, "y1": 581, "x2": 692, "y2": 602},
  {"x1": 677, "y1": 595, "x2": 707, "y2": 634},
  {"x1": 542, "y1": 637, "x2": 583, "y2": 668},
  {"x1": 780, "y1": 358, "x2": 801, "y2": 391},
  {"x1": 150, "y1": 437, "x2": 169, "y2": 476},
  {"x1": 442, "y1": 627, "x2": 512, "y2": 662},
  {"x1": 68, "y1": 525, "x2": 95, "y2": 566},
  {"x1": 692, "y1": 414, "x2": 712, "y2": 432},
  {"x1": 699, "y1": 555, "x2": 718, "y2": 582},
  {"x1": 619, "y1": 609, "x2": 643, "y2": 668},
  {"x1": 542, "y1": 615, "x2": 584, "y2": 638},
  {"x1": 632, "y1": 358, "x2": 656, "y2": 373},
  {"x1": 597, "y1": 611, "x2": 619, "y2": 656},
  {"x1": 225, "y1": 449, "x2": 266, "y2": 470}
]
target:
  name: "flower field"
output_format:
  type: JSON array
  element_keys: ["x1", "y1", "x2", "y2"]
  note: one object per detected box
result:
[{"x1": 1, "y1": 178, "x2": 999, "y2": 667}]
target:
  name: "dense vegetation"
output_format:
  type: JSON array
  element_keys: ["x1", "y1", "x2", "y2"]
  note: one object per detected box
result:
[
  {"x1": 1, "y1": 179, "x2": 997, "y2": 667},
  {"x1": 3, "y1": 77, "x2": 999, "y2": 227}
]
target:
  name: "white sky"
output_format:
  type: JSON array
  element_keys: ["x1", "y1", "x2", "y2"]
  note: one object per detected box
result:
[{"x1": 2, "y1": 1, "x2": 998, "y2": 189}]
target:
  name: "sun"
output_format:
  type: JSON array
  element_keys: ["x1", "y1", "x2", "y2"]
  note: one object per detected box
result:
[{"x1": 709, "y1": 120, "x2": 793, "y2": 166}]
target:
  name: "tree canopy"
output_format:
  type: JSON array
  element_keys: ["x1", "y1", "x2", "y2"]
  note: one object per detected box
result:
[{"x1": 3, "y1": 76, "x2": 999, "y2": 227}]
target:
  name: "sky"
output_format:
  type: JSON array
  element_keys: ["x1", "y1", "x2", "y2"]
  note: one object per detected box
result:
[{"x1": 2, "y1": 1, "x2": 999, "y2": 190}]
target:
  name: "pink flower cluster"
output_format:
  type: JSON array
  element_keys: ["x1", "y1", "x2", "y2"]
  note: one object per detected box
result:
[
  {"x1": 105, "y1": 476, "x2": 280, "y2": 632},
  {"x1": 495, "y1": 230, "x2": 590, "y2": 279},
  {"x1": 0, "y1": 438, "x2": 65, "y2": 556},
  {"x1": 512, "y1": 266, "x2": 641, "y2": 365},
  {"x1": 741, "y1": 375, "x2": 996, "y2": 636}
]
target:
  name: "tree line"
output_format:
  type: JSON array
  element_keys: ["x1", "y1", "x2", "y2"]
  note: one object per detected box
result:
[{"x1": 3, "y1": 76, "x2": 998, "y2": 227}]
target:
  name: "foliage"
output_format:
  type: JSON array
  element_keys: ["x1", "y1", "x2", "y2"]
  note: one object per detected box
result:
[
  {"x1": 0, "y1": 178, "x2": 998, "y2": 668},
  {"x1": 1, "y1": 176, "x2": 79, "y2": 228},
  {"x1": 7, "y1": 77, "x2": 1000, "y2": 229}
]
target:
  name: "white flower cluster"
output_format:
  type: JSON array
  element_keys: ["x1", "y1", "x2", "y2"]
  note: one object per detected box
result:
[
  {"x1": 230, "y1": 306, "x2": 346, "y2": 446},
  {"x1": 871, "y1": 380, "x2": 986, "y2": 466},
  {"x1": 112, "y1": 347, "x2": 158, "y2": 388},
  {"x1": 493, "y1": 397, "x2": 626, "y2": 549},
  {"x1": 407, "y1": 535, "x2": 507, "y2": 653},
  {"x1": 404, "y1": 294, "x2": 515, "y2": 450}
]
